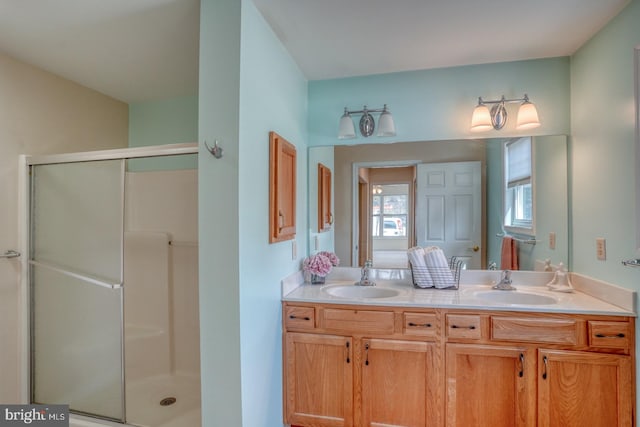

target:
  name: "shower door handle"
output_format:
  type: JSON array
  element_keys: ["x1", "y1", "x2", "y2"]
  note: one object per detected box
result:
[
  {"x1": 29, "y1": 260, "x2": 123, "y2": 289},
  {"x1": 1, "y1": 250, "x2": 21, "y2": 259}
]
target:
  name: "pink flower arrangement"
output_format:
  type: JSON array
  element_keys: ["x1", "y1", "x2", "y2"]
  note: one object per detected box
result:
[{"x1": 303, "y1": 251, "x2": 340, "y2": 277}]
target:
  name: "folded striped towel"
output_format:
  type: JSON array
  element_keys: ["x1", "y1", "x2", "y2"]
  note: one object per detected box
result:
[
  {"x1": 424, "y1": 247, "x2": 455, "y2": 289},
  {"x1": 407, "y1": 246, "x2": 433, "y2": 288}
]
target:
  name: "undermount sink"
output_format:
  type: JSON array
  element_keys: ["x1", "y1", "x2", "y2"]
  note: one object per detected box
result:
[
  {"x1": 323, "y1": 284, "x2": 402, "y2": 299},
  {"x1": 474, "y1": 290, "x2": 557, "y2": 305}
]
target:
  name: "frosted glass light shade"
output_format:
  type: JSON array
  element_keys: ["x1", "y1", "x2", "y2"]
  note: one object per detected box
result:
[
  {"x1": 470, "y1": 104, "x2": 493, "y2": 132},
  {"x1": 376, "y1": 109, "x2": 396, "y2": 137},
  {"x1": 338, "y1": 111, "x2": 356, "y2": 139},
  {"x1": 516, "y1": 101, "x2": 541, "y2": 130}
]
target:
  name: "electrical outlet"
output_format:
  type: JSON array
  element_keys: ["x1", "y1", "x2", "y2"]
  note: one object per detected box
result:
[
  {"x1": 596, "y1": 238, "x2": 606, "y2": 260},
  {"x1": 292, "y1": 240, "x2": 297, "y2": 260},
  {"x1": 549, "y1": 232, "x2": 556, "y2": 250}
]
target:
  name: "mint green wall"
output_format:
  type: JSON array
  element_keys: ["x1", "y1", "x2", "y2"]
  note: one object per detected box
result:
[
  {"x1": 570, "y1": 0, "x2": 640, "y2": 414},
  {"x1": 571, "y1": 0, "x2": 639, "y2": 288},
  {"x1": 128, "y1": 95, "x2": 198, "y2": 170},
  {"x1": 486, "y1": 138, "x2": 504, "y2": 267},
  {"x1": 129, "y1": 95, "x2": 198, "y2": 146},
  {"x1": 198, "y1": 1, "x2": 308, "y2": 426},
  {"x1": 238, "y1": 2, "x2": 307, "y2": 426},
  {"x1": 486, "y1": 136, "x2": 569, "y2": 270},
  {"x1": 198, "y1": 0, "x2": 243, "y2": 425},
  {"x1": 309, "y1": 57, "x2": 570, "y2": 146}
]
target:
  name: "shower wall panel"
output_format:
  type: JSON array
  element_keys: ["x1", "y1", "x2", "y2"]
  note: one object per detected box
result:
[{"x1": 124, "y1": 169, "x2": 199, "y2": 376}]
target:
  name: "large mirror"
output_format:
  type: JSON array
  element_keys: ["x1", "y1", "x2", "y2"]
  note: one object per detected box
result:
[{"x1": 308, "y1": 136, "x2": 568, "y2": 271}]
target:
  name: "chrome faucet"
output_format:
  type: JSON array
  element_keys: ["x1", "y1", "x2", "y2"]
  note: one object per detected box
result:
[
  {"x1": 355, "y1": 260, "x2": 376, "y2": 286},
  {"x1": 492, "y1": 270, "x2": 516, "y2": 290}
]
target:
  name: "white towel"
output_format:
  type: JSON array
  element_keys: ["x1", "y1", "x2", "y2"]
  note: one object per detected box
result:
[
  {"x1": 424, "y1": 247, "x2": 455, "y2": 289},
  {"x1": 407, "y1": 246, "x2": 433, "y2": 288}
]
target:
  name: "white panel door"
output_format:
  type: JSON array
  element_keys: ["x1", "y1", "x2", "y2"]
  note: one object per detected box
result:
[{"x1": 416, "y1": 161, "x2": 481, "y2": 268}]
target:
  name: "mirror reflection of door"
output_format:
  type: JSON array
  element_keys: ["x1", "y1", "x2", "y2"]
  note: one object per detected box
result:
[{"x1": 416, "y1": 161, "x2": 482, "y2": 269}]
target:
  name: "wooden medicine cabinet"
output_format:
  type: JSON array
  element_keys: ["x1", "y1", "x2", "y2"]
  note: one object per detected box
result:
[{"x1": 269, "y1": 131, "x2": 296, "y2": 243}]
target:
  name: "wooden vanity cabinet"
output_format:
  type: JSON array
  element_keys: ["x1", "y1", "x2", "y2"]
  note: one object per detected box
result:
[
  {"x1": 284, "y1": 304, "x2": 440, "y2": 427},
  {"x1": 361, "y1": 338, "x2": 436, "y2": 427},
  {"x1": 537, "y1": 349, "x2": 633, "y2": 427},
  {"x1": 445, "y1": 344, "x2": 536, "y2": 427},
  {"x1": 283, "y1": 303, "x2": 635, "y2": 427},
  {"x1": 285, "y1": 332, "x2": 353, "y2": 426},
  {"x1": 444, "y1": 312, "x2": 634, "y2": 427}
]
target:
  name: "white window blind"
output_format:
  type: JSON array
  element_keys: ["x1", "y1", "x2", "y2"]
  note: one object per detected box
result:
[{"x1": 506, "y1": 137, "x2": 531, "y2": 188}]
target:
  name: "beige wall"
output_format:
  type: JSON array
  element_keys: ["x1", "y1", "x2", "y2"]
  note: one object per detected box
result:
[
  {"x1": 0, "y1": 52, "x2": 128, "y2": 402},
  {"x1": 334, "y1": 140, "x2": 486, "y2": 266}
]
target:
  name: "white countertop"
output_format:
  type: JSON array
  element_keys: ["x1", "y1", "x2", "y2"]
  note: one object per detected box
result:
[{"x1": 282, "y1": 268, "x2": 636, "y2": 316}]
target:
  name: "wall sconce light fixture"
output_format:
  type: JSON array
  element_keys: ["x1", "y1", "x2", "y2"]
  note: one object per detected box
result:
[
  {"x1": 470, "y1": 94, "x2": 540, "y2": 132},
  {"x1": 339, "y1": 105, "x2": 396, "y2": 139}
]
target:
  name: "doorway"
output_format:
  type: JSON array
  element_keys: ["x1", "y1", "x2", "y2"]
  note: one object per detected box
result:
[{"x1": 355, "y1": 165, "x2": 416, "y2": 268}]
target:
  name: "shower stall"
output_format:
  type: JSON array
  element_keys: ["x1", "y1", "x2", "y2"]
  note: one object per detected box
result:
[{"x1": 23, "y1": 143, "x2": 200, "y2": 427}]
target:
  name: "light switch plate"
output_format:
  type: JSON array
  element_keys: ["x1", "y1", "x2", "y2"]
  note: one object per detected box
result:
[
  {"x1": 292, "y1": 240, "x2": 297, "y2": 260},
  {"x1": 549, "y1": 232, "x2": 556, "y2": 250},
  {"x1": 596, "y1": 238, "x2": 606, "y2": 260}
]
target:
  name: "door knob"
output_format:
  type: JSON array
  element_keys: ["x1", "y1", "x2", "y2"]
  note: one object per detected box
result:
[{"x1": 470, "y1": 245, "x2": 480, "y2": 252}]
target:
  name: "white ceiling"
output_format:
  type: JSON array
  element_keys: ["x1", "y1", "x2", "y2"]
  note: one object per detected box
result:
[{"x1": 0, "y1": 0, "x2": 630, "y2": 103}]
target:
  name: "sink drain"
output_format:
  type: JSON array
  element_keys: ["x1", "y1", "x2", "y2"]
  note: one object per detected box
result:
[{"x1": 159, "y1": 397, "x2": 177, "y2": 406}]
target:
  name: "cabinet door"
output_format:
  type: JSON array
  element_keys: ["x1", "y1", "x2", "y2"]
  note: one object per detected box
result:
[
  {"x1": 538, "y1": 349, "x2": 633, "y2": 427},
  {"x1": 269, "y1": 131, "x2": 296, "y2": 243},
  {"x1": 446, "y1": 344, "x2": 536, "y2": 427},
  {"x1": 361, "y1": 338, "x2": 439, "y2": 427},
  {"x1": 285, "y1": 333, "x2": 353, "y2": 427}
]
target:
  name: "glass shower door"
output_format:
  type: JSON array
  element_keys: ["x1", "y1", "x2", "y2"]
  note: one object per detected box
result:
[{"x1": 30, "y1": 159, "x2": 125, "y2": 421}]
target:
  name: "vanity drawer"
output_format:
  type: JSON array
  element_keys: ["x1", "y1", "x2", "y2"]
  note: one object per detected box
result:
[
  {"x1": 588, "y1": 321, "x2": 631, "y2": 350},
  {"x1": 322, "y1": 308, "x2": 395, "y2": 334},
  {"x1": 284, "y1": 306, "x2": 315, "y2": 330},
  {"x1": 403, "y1": 312, "x2": 437, "y2": 337},
  {"x1": 491, "y1": 316, "x2": 581, "y2": 345},
  {"x1": 446, "y1": 314, "x2": 482, "y2": 339}
]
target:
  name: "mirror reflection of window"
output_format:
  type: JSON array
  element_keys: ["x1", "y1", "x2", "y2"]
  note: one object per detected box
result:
[
  {"x1": 504, "y1": 137, "x2": 535, "y2": 235},
  {"x1": 371, "y1": 183, "x2": 410, "y2": 268},
  {"x1": 371, "y1": 184, "x2": 408, "y2": 237}
]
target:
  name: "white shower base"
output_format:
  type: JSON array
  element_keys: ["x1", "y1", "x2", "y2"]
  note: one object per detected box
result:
[{"x1": 69, "y1": 373, "x2": 201, "y2": 427}]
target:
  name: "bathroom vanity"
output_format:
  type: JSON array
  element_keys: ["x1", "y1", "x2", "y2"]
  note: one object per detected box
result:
[{"x1": 282, "y1": 272, "x2": 635, "y2": 427}]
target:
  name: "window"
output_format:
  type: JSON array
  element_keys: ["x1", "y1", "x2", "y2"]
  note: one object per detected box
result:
[
  {"x1": 504, "y1": 137, "x2": 534, "y2": 234},
  {"x1": 371, "y1": 184, "x2": 408, "y2": 237}
]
